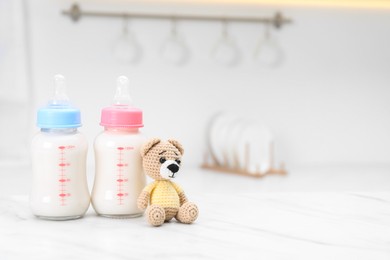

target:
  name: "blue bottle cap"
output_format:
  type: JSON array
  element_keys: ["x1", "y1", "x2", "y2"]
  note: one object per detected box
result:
[{"x1": 37, "y1": 75, "x2": 82, "y2": 129}]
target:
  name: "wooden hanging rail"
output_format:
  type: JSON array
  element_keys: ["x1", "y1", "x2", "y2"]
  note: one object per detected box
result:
[{"x1": 62, "y1": 3, "x2": 292, "y2": 29}]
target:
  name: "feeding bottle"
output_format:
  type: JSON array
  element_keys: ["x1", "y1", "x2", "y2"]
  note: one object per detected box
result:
[
  {"x1": 92, "y1": 76, "x2": 146, "y2": 218},
  {"x1": 30, "y1": 75, "x2": 90, "y2": 220}
]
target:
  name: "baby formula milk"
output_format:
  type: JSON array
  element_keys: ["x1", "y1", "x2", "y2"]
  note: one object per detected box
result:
[
  {"x1": 92, "y1": 76, "x2": 146, "y2": 218},
  {"x1": 30, "y1": 75, "x2": 90, "y2": 220}
]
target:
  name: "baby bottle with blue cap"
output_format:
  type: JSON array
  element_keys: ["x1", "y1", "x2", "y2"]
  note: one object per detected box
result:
[{"x1": 30, "y1": 75, "x2": 90, "y2": 220}]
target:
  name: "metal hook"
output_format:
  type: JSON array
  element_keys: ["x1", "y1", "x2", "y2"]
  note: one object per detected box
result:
[
  {"x1": 170, "y1": 17, "x2": 177, "y2": 36},
  {"x1": 221, "y1": 19, "x2": 229, "y2": 39},
  {"x1": 253, "y1": 20, "x2": 284, "y2": 67},
  {"x1": 122, "y1": 15, "x2": 129, "y2": 35},
  {"x1": 210, "y1": 18, "x2": 240, "y2": 67},
  {"x1": 160, "y1": 16, "x2": 189, "y2": 66},
  {"x1": 112, "y1": 14, "x2": 142, "y2": 64},
  {"x1": 264, "y1": 22, "x2": 271, "y2": 40}
]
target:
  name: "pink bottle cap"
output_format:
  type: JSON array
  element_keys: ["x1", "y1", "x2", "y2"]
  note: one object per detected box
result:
[
  {"x1": 100, "y1": 106, "x2": 143, "y2": 128},
  {"x1": 100, "y1": 76, "x2": 143, "y2": 128}
]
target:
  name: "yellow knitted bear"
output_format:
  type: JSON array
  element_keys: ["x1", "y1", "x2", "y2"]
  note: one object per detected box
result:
[{"x1": 137, "y1": 138, "x2": 199, "y2": 226}]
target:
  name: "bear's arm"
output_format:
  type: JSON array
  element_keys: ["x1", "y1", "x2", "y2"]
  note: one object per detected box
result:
[
  {"x1": 143, "y1": 182, "x2": 157, "y2": 193},
  {"x1": 171, "y1": 182, "x2": 188, "y2": 205},
  {"x1": 137, "y1": 182, "x2": 157, "y2": 210}
]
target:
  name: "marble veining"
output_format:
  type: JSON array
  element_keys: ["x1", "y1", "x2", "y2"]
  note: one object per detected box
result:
[{"x1": 0, "y1": 165, "x2": 390, "y2": 259}]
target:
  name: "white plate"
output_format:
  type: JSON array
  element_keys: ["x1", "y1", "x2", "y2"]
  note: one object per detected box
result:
[
  {"x1": 235, "y1": 123, "x2": 273, "y2": 174},
  {"x1": 207, "y1": 112, "x2": 238, "y2": 166},
  {"x1": 224, "y1": 118, "x2": 248, "y2": 169}
]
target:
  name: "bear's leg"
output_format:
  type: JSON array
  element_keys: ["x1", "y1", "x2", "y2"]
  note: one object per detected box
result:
[
  {"x1": 146, "y1": 205, "x2": 165, "y2": 226},
  {"x1": 164, "y1": 207, "x2": 179, "y2": 222},
  {"x1": 176, "y1": 202, "x2": 199, "y2": 224}
]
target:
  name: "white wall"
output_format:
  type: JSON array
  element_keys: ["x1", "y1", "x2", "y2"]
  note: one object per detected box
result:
[
  {"x1": 0, "y1": 0, "x2": 30, "y2": 164},
  {"x1": 25, "y1": 0, "x2": 390, "y2": 167}
]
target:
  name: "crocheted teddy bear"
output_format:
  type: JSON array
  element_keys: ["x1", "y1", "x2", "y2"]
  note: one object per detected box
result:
[{"x1": 137, "y1": 138, "x2": 199, "y2": 226}]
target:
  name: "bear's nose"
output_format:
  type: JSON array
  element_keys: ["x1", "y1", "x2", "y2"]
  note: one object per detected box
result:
[{"x1": 167, "y1": 163, "x2": 179, "y2": 174}]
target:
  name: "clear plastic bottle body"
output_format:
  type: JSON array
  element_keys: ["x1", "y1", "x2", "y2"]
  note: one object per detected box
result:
[
  {"x1": 30, "y1": 128, "x2": 90, "y2": 220},
  {"x1": 92, "y1": 127, "x2": 146, "y2": 218}
]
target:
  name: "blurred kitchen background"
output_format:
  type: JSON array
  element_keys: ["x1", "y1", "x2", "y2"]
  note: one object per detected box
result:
[{"x1": 1, "y1": 0, "x2": 390, "y2": 172}]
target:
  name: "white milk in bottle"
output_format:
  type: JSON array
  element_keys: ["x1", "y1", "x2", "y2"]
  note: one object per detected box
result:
[
  {"x1": 30, "y1": 75, "x2": 90, "y2": 220},
  {"x1": 92, "y1": 76, "x2": 146, "y2": 218}
]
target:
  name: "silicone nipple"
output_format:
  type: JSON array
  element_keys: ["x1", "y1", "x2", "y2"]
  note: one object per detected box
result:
[
  {"x1": 51, "y1": 74, "x2": 70, "y2": 106},
  {"x1": 100, "y1": 75, "x2": 142, "y2": 128},
  {"x1": 113, "y1": 76, "x2": 133, "y2": 106}
]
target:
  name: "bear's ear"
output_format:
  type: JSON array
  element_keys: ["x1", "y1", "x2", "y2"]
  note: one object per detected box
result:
[
  {"x1": 141, "y1": 138, "x2": 161, "y2": 157},
  {"x1": 168, "y1": 139, "x2": 184, "y2": 155}
]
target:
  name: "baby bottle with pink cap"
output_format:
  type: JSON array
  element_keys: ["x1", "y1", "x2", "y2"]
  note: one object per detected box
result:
[
  {"x1": 92, "y1": 76, "x2": 146, "y2": 218},
  {"x1": 30, "y1": 75, "x2": 90, "y2": 220}
]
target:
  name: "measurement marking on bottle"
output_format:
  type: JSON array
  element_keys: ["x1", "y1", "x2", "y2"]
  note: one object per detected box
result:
[
  {"x1": 58, "y1": 145, "x2": 74, "y2": 206},
  {"x1": 116, "y1": 147, "x2": 131, "y2": 205}
]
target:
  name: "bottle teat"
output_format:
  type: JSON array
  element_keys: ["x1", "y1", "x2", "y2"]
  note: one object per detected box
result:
[
  {"x1": 113, "y1": 76, "x2": 133, "y2": 106},
  {"x1": 50, "y1": 74, "x2": 70, "y2": 106},
  {"x1": 100, "y1": 75, "x2": 143, "y2": 128}
]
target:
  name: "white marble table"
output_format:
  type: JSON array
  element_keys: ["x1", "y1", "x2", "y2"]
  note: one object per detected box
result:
[{"x1": 1, "y1": 164, "x2": 389, "y2": 259}]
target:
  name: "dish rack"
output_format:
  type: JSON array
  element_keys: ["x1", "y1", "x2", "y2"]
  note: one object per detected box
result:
[{"x1": 202, "y1": 142, "x2": 287, "y2": 178}]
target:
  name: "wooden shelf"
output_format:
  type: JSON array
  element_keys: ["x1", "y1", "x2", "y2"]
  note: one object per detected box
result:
[{"x1": 201, "y1": 163, "x2": 287, "y2": 178}]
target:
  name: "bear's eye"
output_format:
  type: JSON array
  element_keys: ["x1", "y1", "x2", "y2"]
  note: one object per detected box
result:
[
  {"x1": 159, "y1": 157, "x2": 166, "y2": 164},
  {"x1": 175, "y1": 159, "x2": 181, "y2": 165}
]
